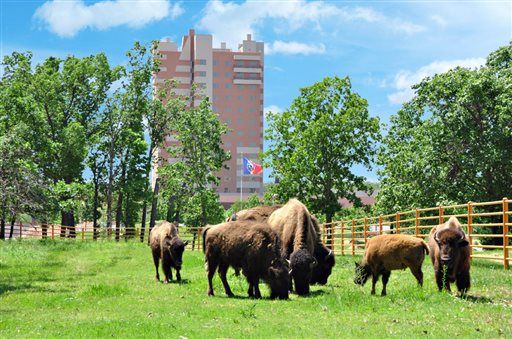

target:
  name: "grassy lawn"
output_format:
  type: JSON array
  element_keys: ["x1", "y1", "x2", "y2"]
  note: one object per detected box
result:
[{"x1": 1, "y1": 240, "x2": 511, "y2": 338}]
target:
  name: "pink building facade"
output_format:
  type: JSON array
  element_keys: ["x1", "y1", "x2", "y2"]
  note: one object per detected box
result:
[{"x1": 153, "y1": 30, "x2": 264, "y2": 206}]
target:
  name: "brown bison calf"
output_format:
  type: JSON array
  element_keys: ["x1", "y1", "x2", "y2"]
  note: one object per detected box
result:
[
  {"x1": 150, "y1": 221, "x2": 188, "y2": 283},
  {"x1": 354, "y1": 234, "x2": 429, "y2": 296},
  {"x1": 203, "y1": 220, "x2": 290, "y2": 299},
  {"x1": 428, "y1": 216, "x2": 470, "y2": 294}
]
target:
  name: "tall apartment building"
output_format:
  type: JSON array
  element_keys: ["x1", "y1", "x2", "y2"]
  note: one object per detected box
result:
[{"x1": 153, "y1": 29, "x2": 264, "y2": 206}]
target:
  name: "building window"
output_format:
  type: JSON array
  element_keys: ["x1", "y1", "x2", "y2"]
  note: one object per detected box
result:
[
  {"x1": 225, "y1": 72, "x2": 232, "y2": 78},
  {"x1": 250, "y1": 131, "x2": 257, "y2": 136},
  {"x1": 225, "y1": 107, "x2": 231, "y2": 112},
  {"x1": 249, "y1": 108, "x2": 256, "y2": 113},
  {"x1": 224, "y1": 95, "x2": 231, "y2": 100},
  {"x1": 213, "y1": 83, "x2": 219, "y2": 89},
  {"x1": 197, "y1": 71, "x2": 206, "y2": 77},
  {"x1": 237, "y1": 108, "x2": 243, "y2": 113},
  {"x1": 225, "y1": 61, "x2": 231, "y2": 66},
  {"x1": 249, "y1": 142, "x2": 257, "y2": 147},
  {"x1": 237, "y1": 84, "x2": 243, "y2": 90},
  {"x1": 213, "y1": 60, "x2": 218, "y2": 66},
  {"x1": 250, "y1": 95, "x2": 255, "y2": 101},
  {"x1": 226, "y1": 118, "x2": 232, "y2": 124},
  {"x1": 250, "y1": 188, "x2": 256, "y2": 193},
  {"x1": 250, "y1": 61, "x2": 258, "y2": 67},
  {"x1": 237, "y1": 142, "x2": 243, "y2": 147},
  {"x1": 249, "y1": 73, "x2": 258, "y2": 79},
  {"x1": 237, "y1": 131, "x2": 243, "y2": 136},
  {"x1": 237, "y1": 118, "x2": 242, "y2": 124},
  {"x1": 224, "y1": 187, "x2": 228, "y2": 193},
  {"x1": 237, "y1": 188, "x2": 241, "y2": 193},
  {"x1": 212, "y1": 95, "x2": 219, "y2": 102},
  {"x1": 225, "y1": 84, "x2": 232, "y2": 89},
  {"x1": 249, "y1": 118, "x2": 256, "y2": 125},
  {"x1": 251, "y1": 85, "x2": 257, "y2": 90},
  {"x1": 198, "y1": 59, "x2": 207, "y2": 65},
  {"x1": 225, "y1": 142, "x2": 232, "y2": 147},
  {"x1": 237, "y1": 95, "x2": 242, "y2": 100},
  {"x1": 213, "y1": 71, "x2": 219, "y2": 77}
]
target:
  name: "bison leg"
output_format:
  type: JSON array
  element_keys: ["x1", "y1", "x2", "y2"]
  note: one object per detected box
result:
[
  {"x1": 381, "y1": 271, "x2": 391, "y2": 296},
  {"x1": 218, "y1": 264, "x2": 234, "y2": 297},
  {"x1": 410, "y1": 266, "x2": 424, "y2": 287},
  {"x1": 207, "y1": 259, "x2": 218, "y2": 296},
  {"x1": 252, "y1": 277, "x2": 261, "y2": 299},
  {"x1": 456, "y1": 270, "x2": 470, "y2": 295},
  {"x1": 162, "y1": 253, "x2": 172, "y2": 283},
  {"x1": 176, "y1": 268, "x2": 181, "y2": 282},
  {"x1": 152, "y1": 250, "x2": 160, "y2": 282},
  {"x1": 435, "y1": 270, "x2": 444, "y2": 291},
  {"x1": 371, "y1": 273, "x2": 379, "y2": 295}
]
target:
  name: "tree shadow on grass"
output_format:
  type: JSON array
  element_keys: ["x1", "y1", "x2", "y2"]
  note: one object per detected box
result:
[{"x1": 0, "y1": 282, "x2": 33, "y2": 295}]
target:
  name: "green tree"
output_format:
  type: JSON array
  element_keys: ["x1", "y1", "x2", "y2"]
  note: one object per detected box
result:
[
  {"x1": 377, "y1": 42, "x2": 512, "y2": 213},
  {"x1": 264, "y1": 76, "x2": 380, "y2": 242},
  {"x1": 160, "y1": 96, "x2": 231, "y2": 226}
]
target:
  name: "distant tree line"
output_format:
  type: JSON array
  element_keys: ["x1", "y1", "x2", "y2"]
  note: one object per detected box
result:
[{"x1": 1, "y1": 41, "x2": 510, "y2": 242}]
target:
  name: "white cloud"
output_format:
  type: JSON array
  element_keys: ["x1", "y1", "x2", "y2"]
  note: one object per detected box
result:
[
  {"x1": 264, "y1": 105, "x2": 283, "y2": 117},
  {"x1": 266, "y1": 41, "x2": 326, "y2": 56},
  {"x1": 388, "y1": 58, "x2": 486, "y2": 105},
  {"x1": 431, "y1": 15, "x2": 448, "y2": 27},
  {"x1": 34, "y1": 0, "x2": 183, "y2": 38},
  {"x1": 198, "y1": 0, "x2": 425, "y2": 50}
]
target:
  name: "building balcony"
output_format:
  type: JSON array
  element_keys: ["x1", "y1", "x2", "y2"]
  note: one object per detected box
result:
[
  {"x1": 233, "y1": 78, "x2": 262, "y2": 85},
  {"x1": 233, "y1": 54, "x2": 262, "y2": 61},
  {"x1": 233, "y1": 67, "x2": 262, "y2": 74}
]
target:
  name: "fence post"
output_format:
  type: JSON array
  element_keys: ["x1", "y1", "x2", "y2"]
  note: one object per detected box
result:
[
  {"x1": 19, "y1": 221, "x2": 22, "y2": 239},
  {"x1": 51, "y1": 225, "x2": 54, "y2": 240},
  {"x1": 439, "y1": 205, "x2": 444, "y2": 225},
  {"x1": 467, "y1": 201, "x2": 473, "y2": 263},
  {"x1": 415, "y1": 209, "x2": 420, "y2": 237},
  {"x1": 363, "y1": 217, "x2": 368, "y2": 244},
  {"x1": 341, "y1": 221, "x2": 344, "y2": 256},
  {"x1": 379, "y1": 215, "x2": 383, "y2": 235},
  {"x1": 82, "y1": 222, "x2": 85, "y2": 241},
  {"x1": 351, "y1": 219, "x2": 355, "y2": 256},
  {"x1": 395, "y1": 212, "x2": 400, "y2": 234},
  {"x1": 503, "y1": 198, "x2": 509, "y2": 270},
  {"x1": 323, "y1": 223, "x2": 327, "y2": 246},
  {"x1": 331, "y1": 222, "x2": 335, "y2": 253}
]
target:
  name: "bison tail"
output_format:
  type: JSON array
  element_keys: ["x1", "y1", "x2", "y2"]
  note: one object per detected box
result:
[
  {"x1": 202, "y1": 226, "x2": 211, "y2": 254},
  {"x1": 422, "y1": 241, "x2": 429, "y2": 255}
]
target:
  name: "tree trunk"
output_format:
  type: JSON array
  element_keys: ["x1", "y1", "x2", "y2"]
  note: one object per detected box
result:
[
  {"x1": 41, "y1": 219, "x2": 48, "y2": 239},
  {"x1": 115, "y1": 191, "x2": 123, "y2": 242},
  {"x1": 140, "y1": 143, "x2": 153, "y2": 242},
  {"x1": 148, "y1": 177, "x2": 160, "y2": 243},
  {"x1": 106, "y1": 151, "x2": 115, "y2": 238},
  {"x1": 9, "y1": 214, "x2": 15, "y2": 239},
  {"x1": 0, "y1": 203, "x2": 6, "y2": 240},
  {"x1": 325, "y1": 212, "x2": 334, "y2": 250},
  {"x1": 92, "y1": 171, "x2": 100, "y2": 240},
  {"x1": 124, "y1": 193, "x2": 132, "y2": 239},
  {"x1": 61, "y1": 211, "x2": 76, "y2": 238}
]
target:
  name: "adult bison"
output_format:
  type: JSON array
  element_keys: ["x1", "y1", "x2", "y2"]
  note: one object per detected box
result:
[
  {"x1": 202, "y1": 220, "x2": 290, "y2": 299},
  {"x1": 149, "y1": 221, "x2": 188, "y2": 283},
  {"x1": 428, "y1": 216, "x2": 470, "y2": 294},
  {"x1": 233, "y1": 202, "x2": 335, "y2": 290},
  {"x1": 267, "y1": 199, "x2": 318, "y2": 295}
]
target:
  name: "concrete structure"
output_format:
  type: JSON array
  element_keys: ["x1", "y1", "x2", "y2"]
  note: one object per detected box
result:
[{"x1": 153, "y1": 29, "x2": 264, "y2": 206}]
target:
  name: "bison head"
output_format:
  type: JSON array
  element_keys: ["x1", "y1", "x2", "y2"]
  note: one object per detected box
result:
[
  {"x1": 310, "y1": 245, "x2": 335, "y2": 285},
  {"x1": 267, "y1": 260, "x2": 290, "y2": 300},
  {"x1": 434, "y1": 229, "x2": 468, "y2": 269},
  {"x1": 165, "y1": 237, "x2": 189, "y2": 269},
  {"x1": 289, "y1": 249, "x2": 317, "y2": 296},
  {"x1": 354, "y1": 262, "x2": 371, "y2": 286}
]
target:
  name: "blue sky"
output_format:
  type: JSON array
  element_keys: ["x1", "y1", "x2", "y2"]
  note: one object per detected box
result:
[{"x1": 2, "y1": 0, "x2": 511, "y2": 182}]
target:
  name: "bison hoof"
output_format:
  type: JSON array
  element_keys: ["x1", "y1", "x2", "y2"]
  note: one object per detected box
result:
[
  {"x1": 227, "y1": 292, "x2": 235, "y2": 298},
  {"x1": 208, "y1": 291, "x2": 214, "y2": 296},
  {"x1": 163, "y1": 280, "x2": 169, "y2": 284}
]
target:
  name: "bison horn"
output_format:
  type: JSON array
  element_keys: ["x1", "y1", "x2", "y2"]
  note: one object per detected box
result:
[
  {"x1": 434, "y1": 232, "x2": 440, "y2": 243},
  {"x1": 289, "y1": 269, "x2": 293, "y2": 275},
  {"x1": 325, "y1": 249, "x2": 332, "y2": 260},
  {"x1": 286, "y1": 259, "x2": 291, "y2": 266}
]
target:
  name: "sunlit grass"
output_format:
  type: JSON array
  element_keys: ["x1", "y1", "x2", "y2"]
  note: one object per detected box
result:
[{"x1": 1, "y1": 239, "x2": 511, "y2": 337}]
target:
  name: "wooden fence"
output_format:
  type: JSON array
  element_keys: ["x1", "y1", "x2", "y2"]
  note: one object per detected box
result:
[{"x1": 319, "y1": 198, "x2": 511, "y2": 270}]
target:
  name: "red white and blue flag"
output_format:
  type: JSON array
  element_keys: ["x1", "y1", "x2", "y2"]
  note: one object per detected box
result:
[{"x1": 243, "y1": 157, "x2": 263, "y2": 175}]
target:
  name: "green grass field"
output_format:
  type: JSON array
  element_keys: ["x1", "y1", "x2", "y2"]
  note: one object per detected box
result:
[{"x1": 1, "y1": 240, "x2": 511, "y2": 338}]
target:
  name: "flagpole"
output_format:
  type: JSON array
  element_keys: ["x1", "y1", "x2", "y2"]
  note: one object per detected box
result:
[{"x1": 240, "y1": 151, "x2": 243, "y2": 204}]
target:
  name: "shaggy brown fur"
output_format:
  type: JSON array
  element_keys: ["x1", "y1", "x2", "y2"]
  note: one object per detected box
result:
[
  {"x1": 428, "y1": 216, "x2": 470, "y2": 294},
  {"x1": 354, "y1": 234, "x2": 429, "y2": 296},
  {"x1": 309, "y1": 215, "x2": 335, "y2": 285},
  {"x1": 149, "y1": 221, "x2": 188, "y2": 283},
  {"x1": 227, "y1": 205, "x2": 283, "y2": 222},
  {"x1": 267, "y1": 199, "x2": 317, "y2": 295},
  {"x1": 202, "y1": 220, "x2": 290, "y2": 299}
]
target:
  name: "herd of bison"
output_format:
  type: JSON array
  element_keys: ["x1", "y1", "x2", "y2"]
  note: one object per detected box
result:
[{"x1": 149, "y1": 199, "x2": 471, "y2": 299}]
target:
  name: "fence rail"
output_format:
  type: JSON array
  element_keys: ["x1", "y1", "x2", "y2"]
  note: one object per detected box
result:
[{"x1": 319, "y1": 198, "x2": 511, "y2": 270}]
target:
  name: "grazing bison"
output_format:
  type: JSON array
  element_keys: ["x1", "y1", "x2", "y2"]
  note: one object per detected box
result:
[
  {"x1": 428, "y1": 216, "x2": 470, "y2": 294},
  {"x1": 202, "y1": 220, "x2": 290, "y2": 299},
  {"x1": 226, "y1": 204, "x2": 283, "y2": 222},
  {"x1": 354, "y1": 234, "x2": 429, "y2": 296},
  {"x1": 149, "y1": 221, "x2": 188, "y2": 283},
  {"x1": 267, "y1": 199, "x2": 317, "y2": 295}
]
